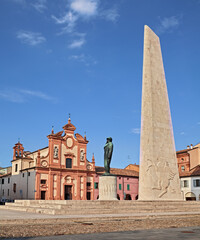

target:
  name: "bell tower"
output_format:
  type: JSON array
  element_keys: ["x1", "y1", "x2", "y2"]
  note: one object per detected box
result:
[{"x1": 13, "y1": 141, "x2": 24, "y2": 160}]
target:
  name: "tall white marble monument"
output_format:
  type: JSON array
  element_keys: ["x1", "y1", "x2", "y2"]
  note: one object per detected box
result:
[{"x1": 139, "y1": 26, "x2": 182, "y2": 200}]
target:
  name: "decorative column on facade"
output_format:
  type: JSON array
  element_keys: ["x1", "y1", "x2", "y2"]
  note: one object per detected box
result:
[
  {"x1": 35, "y1": 172, "x2": 40, "y2": 200},
  {"x1": 92, "y1": 154, "x2": 95, "y2": 171},
  {"x1": 36, "y1": 150, "x2": 40, "y2": 167},
  {"x1": 83, "y1": 175, "x2": 87, "y2": 200},
  {"x1": 57, "y1": 173, "x2": 61, "y2": 200},
  {"x1": 48, "y1": 171, "x2": 54, "y2": 200},
  {"x1": 77, "y1": 175, "x2": 81, "y2": 200},
  {"x1": 48, "y1": 139, "x2": 53, "y2": 167}
]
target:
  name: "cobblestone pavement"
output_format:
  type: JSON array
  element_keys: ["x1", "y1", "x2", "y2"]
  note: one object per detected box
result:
[
  {"x1": 2, "y1": 227, "x2": 200, "y2": 240},
  {"x1": 1, "y1": 209, "x2": 200, "y2": 238}
]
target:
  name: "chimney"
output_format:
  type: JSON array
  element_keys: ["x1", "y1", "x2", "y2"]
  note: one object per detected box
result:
[
  {"x1": 190, "y1": 144, "x2": 193, "y2": 149},
  {"x1": 187, "y1": 145, "x2": 190, "y2": 149}
]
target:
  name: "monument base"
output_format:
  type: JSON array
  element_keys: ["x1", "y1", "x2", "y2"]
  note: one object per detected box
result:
[{"x1": 99, "y1": 175, "x2": 118, "y2": 200}]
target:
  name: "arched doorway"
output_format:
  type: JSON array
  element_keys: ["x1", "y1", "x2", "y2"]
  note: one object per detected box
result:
[
  {"x1": 117, "y1": 194, "x2": 120, "y2": 200},
  {"x1": 125, "y1": 194, "x2": 132, "y2": 200},
  {"x1": 185, "y1": 192, "x2": 196, "y2": 201}
]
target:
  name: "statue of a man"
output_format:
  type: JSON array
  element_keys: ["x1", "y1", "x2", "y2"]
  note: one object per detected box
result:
[{"x1": 104, "y1": 137, "x2": 113, "y2": 174}]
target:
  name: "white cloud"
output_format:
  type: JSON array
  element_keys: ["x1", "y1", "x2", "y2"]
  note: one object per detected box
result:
[
  {"x1": 68, "y1": 38, "x2": 85, "y2": 49},
  {"x1": 157, "y1": 16, "x2": 180, "y2": 34},
  {"x1": 31, "y1": 0, "x2": 47, "y2": 13},
  {"x1": 100, "y1": 8, "x2": 119, "y2": 22},
  {"x1": 52, "y1": 11, "x2": 78, "y2": 34},
  {"x1": 70, "y1": 54, "x2": 97, "y2": 66},
  {"x1": 0, "y1": 91, "x2": 24, "y2": 103},
  {"x1": 52, "y1": 0, "x2": 120, "y2": 49},
  {"x1": 52, "y1": 11, "x2": 77, "y2": 25},
  {"x1": 17, "y1": 31, "x2": 46, "y2": 46},
  {"x1": 180, "y1": 132, "x2": 185, "y2": 135},
  {"x1": 0, "y1": 89, "x2": 56, "y2": 103},
  {"x1": 70, "y1": 0, "x2": 98, "y2": 17},
  {"x1": 19, "y1": 89, "x2": 53, "y2": 101},
  {"x1": 131, "y1": 128, "x2": 140, "y2": 134}
]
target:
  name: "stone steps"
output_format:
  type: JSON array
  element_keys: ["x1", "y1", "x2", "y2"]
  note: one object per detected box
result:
[{"x1": 4, "y1": 200, "x2": 200, "y2": 215}]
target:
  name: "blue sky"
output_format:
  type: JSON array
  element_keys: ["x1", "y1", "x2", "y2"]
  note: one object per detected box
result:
[{"x1": 1, "y1": 0, "x2": 200, "y2": 169}]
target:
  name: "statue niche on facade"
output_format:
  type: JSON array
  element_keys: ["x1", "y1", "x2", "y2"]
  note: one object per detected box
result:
[{"x1": 103, "y1": 137, "x2": 113, "y2": 175}]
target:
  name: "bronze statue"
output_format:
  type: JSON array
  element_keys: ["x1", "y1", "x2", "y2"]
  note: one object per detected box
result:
[{"x1": 104, "y1": 137, "x2": 113, "y2": 175}]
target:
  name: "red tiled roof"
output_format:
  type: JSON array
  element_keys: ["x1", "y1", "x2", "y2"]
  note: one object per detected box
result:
[
  {"x1": 0, "y1": 173, "x2": 11, "y2": 178},
  {"x1": 176, "y1": 147, "x2": 198, "y2": 154},
  {"x1": 95, "y1": 166, "x2": 139, "y2": 177},
  {"x1": 180, "y1": 165, "x2": 200, "y2": 177}
]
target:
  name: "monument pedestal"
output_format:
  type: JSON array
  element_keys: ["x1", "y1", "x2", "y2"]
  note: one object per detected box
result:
[{"x1": 99, "y1": 175, "x2": 118, "y2": 200}]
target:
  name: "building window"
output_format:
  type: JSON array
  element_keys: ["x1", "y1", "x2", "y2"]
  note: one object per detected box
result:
[
  {"x1": 94, "y1": 182, "x2": 98, "y2": 189},
  {"x1": 119, "y1": 184, "x2": 122, "y2": 190},
  {"x1": 194, "y1": 179, "x2": 200, "y2": 187},
  {"x1": 181, "y1": 166, "x2": 185, "y2": 172},
  {"x1": 22, "y1": 173, "x2": 24, "y2": 177},
  {"x1": 119, "y1": 177, "x2": 121, "y2": 180},
  {"x1": 66, "y1": 158, "x2": 72, "y2": 168},
  {"x1": 28, "y1": 172, "x2": 30, "y2": 176},
  {"x1": 8, "y1": 178, "x2": 10, "y2": 184},
  {"x1": 15, "y1": 164, "x2": 18, "y2": 172},
  {"x1": 2, "y1": 179, "x2": 4, "y2": 184},
  {"x1": 181, "y1": 158, "x2": 184, "y2": 161},
  {"x1": 127, "y1": 184, "x2": 130, "y2": 191},
  {"x1": 13, "y1": 183, "x2": 16, "y2": 193},
  {"x1": 183, "y1": 180, "x2": 188, "y2": 187},
  {"x1": 41, "y1": 180, "x2": 46, "y2": 184},
  {"x1": 87, "y1": 182, "x2": 91, "y2": 188},
  {"x1": 8, "y1": 189, "x2": 9, "y2": 196}
]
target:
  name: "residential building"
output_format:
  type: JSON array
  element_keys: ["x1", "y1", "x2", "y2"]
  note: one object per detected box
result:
[{"x1": 177, "y1": 143, "x2": 200, "y2": 201}]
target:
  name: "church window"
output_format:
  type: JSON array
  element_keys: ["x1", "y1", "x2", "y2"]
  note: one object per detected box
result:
[
  {"x1": 19, "y1": 151, "x2": 21, "y2": 157},
  {"x1": 181, "y1": 166, "x2": 185, "y2": 172},
  {"x1": 66, "y1": 158, "x2": 72, "y2": 168},
  {"x1": 181, "y1": 158, "x2": 184, "y2": 161},
  {"x1": 8, "y1": 178, "x2": 10, "y2": 184},
  {"x1": 15, "y1": 164, "x2": 18, "y2": 172},
  {"x1": 41, "y1": 180, "x2": 46, "y2": 184},
  {"x1": 94, "y1": 182, "x2": 98, "y2": 189},
  {"x1": 119, "y1": 184, "x2": 122, "y2": 190}
]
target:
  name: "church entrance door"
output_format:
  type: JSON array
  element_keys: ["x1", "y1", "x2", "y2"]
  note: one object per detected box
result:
[{"x1": 65, "y1": 185, "x2": 72, "y2": 200}]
